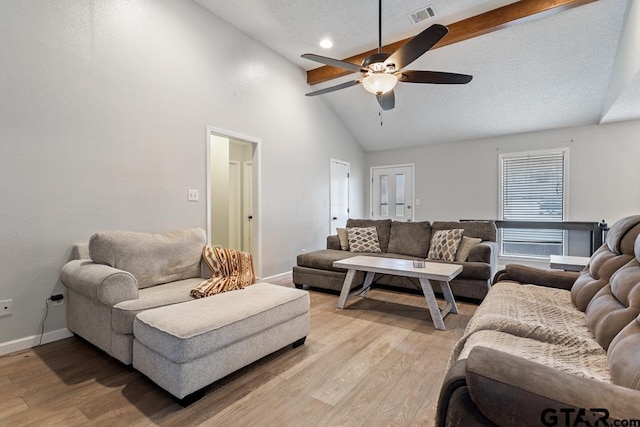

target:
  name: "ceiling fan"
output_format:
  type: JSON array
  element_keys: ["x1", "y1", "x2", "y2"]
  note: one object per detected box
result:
[{"x1": 301, "y1": 0, "x2": 472, "y2": 111}]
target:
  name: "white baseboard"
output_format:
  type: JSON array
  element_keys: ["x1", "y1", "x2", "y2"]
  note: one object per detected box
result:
[
  {"x1": 0, "y1": 328, "x2": 73, "y2": 356},
  {"x1": 261, "y1": 271, "x2": 292, "y2": 283}
]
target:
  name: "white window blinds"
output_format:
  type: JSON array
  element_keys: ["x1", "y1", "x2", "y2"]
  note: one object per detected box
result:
[{"x1": 500, "y1": 150, "x2": 567, "y2": 257}]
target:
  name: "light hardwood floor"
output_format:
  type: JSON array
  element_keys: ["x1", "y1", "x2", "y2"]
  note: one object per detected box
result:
[{"x1": 0, "y1": 281, "x2": 477, "y2": 426}]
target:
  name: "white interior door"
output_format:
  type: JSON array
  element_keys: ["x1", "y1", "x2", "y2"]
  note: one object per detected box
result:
[
  {"x1": 371, "y1": 165, "x2": 414, "y2": 221},
  {"x1": 228, "y1": 160, "x2": 242, "y2": 250},
  {"x1": 330, "y1": 159, "x2": 350, "y2": 233},
  {"x1": 242, "y1": 161, "x2": 253, "y2": 253}
]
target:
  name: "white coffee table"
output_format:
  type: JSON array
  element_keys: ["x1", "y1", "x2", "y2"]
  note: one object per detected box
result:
[{"x1": 333, "y1": 256, "x2": 463, "y2": 330}]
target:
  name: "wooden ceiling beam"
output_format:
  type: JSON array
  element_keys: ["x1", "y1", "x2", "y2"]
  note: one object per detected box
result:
[{"x1": 306, "y1": 0, "x2": 596, "y2": 85}]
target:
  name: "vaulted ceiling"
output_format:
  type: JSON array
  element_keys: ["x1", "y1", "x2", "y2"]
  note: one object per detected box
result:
[{"x1": 195, "y1": 0, "x2": 638, "y2": 151}]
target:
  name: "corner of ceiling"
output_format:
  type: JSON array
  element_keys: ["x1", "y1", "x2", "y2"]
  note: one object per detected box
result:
[{"x1": 600, "y1": 0, "x2": 640, "y2": 123}]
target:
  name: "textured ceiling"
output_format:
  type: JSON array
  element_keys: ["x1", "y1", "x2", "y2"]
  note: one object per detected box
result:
[{"x1": 195, "y1": 0, "x2": 639, "y2": 151}]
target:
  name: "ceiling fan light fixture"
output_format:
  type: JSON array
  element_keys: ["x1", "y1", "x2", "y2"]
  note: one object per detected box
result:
[{"x1": 362, "y1": 73, "x2": 398, "y2": 95}]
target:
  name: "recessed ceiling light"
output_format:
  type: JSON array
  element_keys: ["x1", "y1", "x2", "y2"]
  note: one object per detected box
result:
[{"x1": 319, "y1": 38, "x2": 333, "y2": 49}]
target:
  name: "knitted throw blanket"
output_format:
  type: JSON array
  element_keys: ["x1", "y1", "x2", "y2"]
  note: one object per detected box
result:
[
  {"x1": 448, "y1": 282, "x2": 611, "y2": 382},
  {"x1": 190, "y1": 246, "x2": 256, "y2": 299}
]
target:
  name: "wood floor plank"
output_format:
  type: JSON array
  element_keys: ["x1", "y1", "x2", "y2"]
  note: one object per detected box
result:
[
  {"x1": 0, "y1": 283, "x2": 478, "y2": 426},
  {"x1": 310, "y1": 325, "x2": 414, "y2": 406},
  {"x1": 0, "y1": 395, "x2": 29, "y2": 419}
]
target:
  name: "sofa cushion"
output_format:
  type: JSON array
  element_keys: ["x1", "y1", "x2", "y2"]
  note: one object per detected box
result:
[
  {"x1": 432, "y1": 221, "x2": 497, "y2": 242},
  {"x1": 112, "y1": 278, "x2": 202, "y2": 335},
  {"x1": 607, "y1": 314, "x2": 640, "y2": 389},
  {"x1": 346, "y1": 219, "x2": 392, "y2": 252},
  {"x1": 455, "y1": 237, "x2": 482, "y2": 262},
  {"x1": 586, "y1": 258, "x2": 640, "y2": 350},
  {"x1": 606, "y1": 215, "x2": 640, "y2": 255},
  {"x1": 387, "y1": 221, "x2": 431, "y2": 258},
  {"x1": 428, "y1": 229, "x2": 464, "y2": 262},
  {"x1": 89, "y1": 228, "x2": 206, "y2": 289},
  {"x1": 571, "y1": 216, "x2": 640, "y2": 311},
  {"x1": 347, "y1": 227, "x2": 381, "y2": 253},
  {"x1": 297, "y1": 250, "x2": 362, "y2": 272}
]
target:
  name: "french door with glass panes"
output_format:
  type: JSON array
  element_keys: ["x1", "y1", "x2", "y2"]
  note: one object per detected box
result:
[{"x1": 371, "y1": 165, "x2": 414, "y2": 221}]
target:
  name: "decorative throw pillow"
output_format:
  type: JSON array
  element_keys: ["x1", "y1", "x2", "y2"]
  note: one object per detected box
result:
[
  {"x1": 347, "y1": 226, "x2": 382, "y2": 253},
  {"x1": 191, "y1": 246, "x2": 256, "y2": 298},
  {"x1": 427, "y1": 229, "x2": 464, "y2": 262},
  {"x1": 455, "y1": 236, "x2": 482, "y2": 262},
  {"x1": 337, "y1": 228, "x2": 350, "y2": 251}
]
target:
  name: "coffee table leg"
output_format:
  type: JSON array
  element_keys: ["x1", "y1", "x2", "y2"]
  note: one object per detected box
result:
[
  {"x1": 337, "y1": 269, "x2": 357, "y2": 309},
  {"x1": 419, "y1": 278, "x2": 446, "y2": 330},
  {"x1": 438, "y1": 280, "x2": 458, "y2": 314},
  {"x1": 362, "y1": 271, "x2": 374, "y2": 297}
]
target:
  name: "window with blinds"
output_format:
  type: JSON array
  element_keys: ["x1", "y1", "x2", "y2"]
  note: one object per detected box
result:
[{"x1": 499, "y1": 149, "x2": 568, "y2": 258}]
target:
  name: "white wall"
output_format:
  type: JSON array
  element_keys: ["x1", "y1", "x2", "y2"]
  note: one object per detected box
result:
[
  {"x1": 366, "y1": 119, "x2": 640, "y2": 239},
  {"x1": 0, "y1": 0, "x2": 364, "y2": 350}
]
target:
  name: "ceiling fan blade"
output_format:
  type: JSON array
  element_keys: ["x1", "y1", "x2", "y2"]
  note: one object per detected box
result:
[
  {"x1": 385, "y1": 24, "x2": 448, "y2": 70},
  {"x1": 305, "y1": 80, "x2": 361, "y2": 96},
  {"x1": 376, "y1": 90, "x2": 395, "y2": 111},
  {"x1": 399, "y1": 70, "x2": 472, "y2": 84},
  {"x1": 301, "y1": 54, "x2": 363, "y2": 73}
]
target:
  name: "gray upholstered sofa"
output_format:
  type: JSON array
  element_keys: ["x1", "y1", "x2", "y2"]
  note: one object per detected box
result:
[
  {"x1": 293, "y1": 219, "x2": 498, "y2": 300},
  {"x1": 437, "y1": 214, "x2": 640, "y2": 426},
  {"x1": 60, "y1": 228, "x2": 310, "y2": 402}
]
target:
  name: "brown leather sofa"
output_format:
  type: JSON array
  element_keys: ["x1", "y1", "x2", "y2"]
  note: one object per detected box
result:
[
  {"x1": 436, "y1": 214, "x2": 640, "y2": 426},
  {"x1": 293, "y1": 219, "x2": 498, "y2": 300}
]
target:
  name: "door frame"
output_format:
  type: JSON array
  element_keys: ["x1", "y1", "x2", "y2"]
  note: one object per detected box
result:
[
  {"x1": 329, "y1": 158, "x2": 350, "y2": 233},
  {"x1": 369, "y1": 163, "x2": 415, "y2": 221},
  {"x1": 205, "y1": 125, "x2": 262, "y2": 277}
]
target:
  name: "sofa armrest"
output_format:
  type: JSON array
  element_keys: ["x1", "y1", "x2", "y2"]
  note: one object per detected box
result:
[
  {"x1": 465, "y1": 346, "x2": 640, "y2": 424},
  {"x1": 494, "y1": 264, "x2": 579, "y2": 290},
  {"x1": 60, "y1": 260, "x2": 138, "y2": 306},
  {"x1": 468, "y1": 241, "x2": 498, "y2": 280},
  {"x1": 468, "y1": 241, "x2": 497, "y2": 264},
  {"x1": 327, "y1": 235, "x2": 341, "y2": 250},
  {"x1": 436, "y1": 359, "x2": 493, "y2": 427}
]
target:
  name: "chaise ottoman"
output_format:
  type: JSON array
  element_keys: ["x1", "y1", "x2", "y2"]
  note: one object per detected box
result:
[{"x1": 132, "y1": 282, "x2": 310, "y2": 402}]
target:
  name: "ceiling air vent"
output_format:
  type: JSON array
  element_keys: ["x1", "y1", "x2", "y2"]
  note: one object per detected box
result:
[{"x1": 409, "y1": 5, "x2": 436, "y2": 24}]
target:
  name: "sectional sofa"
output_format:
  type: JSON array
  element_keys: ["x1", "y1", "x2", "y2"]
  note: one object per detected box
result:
[
  {"x1": 437, "y1": 214, "x2": 640, "y2": 425},
  {"x1": 293, "y1": 219, "x2": 498, "y2": 300}
]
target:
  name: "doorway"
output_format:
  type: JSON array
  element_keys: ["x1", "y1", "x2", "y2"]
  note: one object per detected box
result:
[
  {"x1": 371, "y1": 164, "x2": 414, "y2": 222},
  {"x1": 206, "y1": 127, "x2": 261, "y2": 275},
  {"x1": 330, "y1": 159, "x2": 350, "y2": 234}
]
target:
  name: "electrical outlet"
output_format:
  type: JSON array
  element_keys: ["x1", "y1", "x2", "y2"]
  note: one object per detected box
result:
[
  {"x1": 187, "y1": 189, "x2": 199, "y2": 202},
  {"x1": 0, "y1": 299, "x2": 13, "y2": 317},
  {"x1": 51, "y1": 294, "x2": 65, "y2": 306}
]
